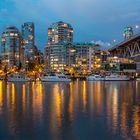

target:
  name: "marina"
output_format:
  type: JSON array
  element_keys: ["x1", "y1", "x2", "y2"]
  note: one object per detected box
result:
[{"x1": 0, "y1": 72, "x2": 138, "y2": 82}]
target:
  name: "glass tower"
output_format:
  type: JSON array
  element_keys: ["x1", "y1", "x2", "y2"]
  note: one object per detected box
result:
[
  {"x1": 1, "y1": 26, "x2": 24, "y2": 67},
  {"x1": 48, "y1": 21, "x2": 73, "y2": 45},
  {"x1": 21, "y1": 22, "x2": 35, "y2": 61}
]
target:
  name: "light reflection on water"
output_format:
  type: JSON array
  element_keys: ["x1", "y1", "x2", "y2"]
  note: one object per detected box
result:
[{"x1": 0, "y1": 81, "x2": 140, "y2": 140}]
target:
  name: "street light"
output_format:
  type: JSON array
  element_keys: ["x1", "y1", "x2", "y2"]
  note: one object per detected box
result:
[
  {"x1": 135, "y1": 25, "x2": 139, "y2": 29},
  {"x1": 133, "y1": 24, "x2": 140, "y2": 35},
  {"x1": 113, "y1": 39, "x2": 116, "y2": 43}
]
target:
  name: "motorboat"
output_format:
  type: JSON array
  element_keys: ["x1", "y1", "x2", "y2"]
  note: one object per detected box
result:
[
  {"x1": 40, "y1": 73, "x2": 71, "y2": 82},
  {"x1": 87, "y1": 74, "x2": 104, "y2": 81},
  {"x1": 104, "y1": 74, "x2": 130, "y2": 81},
  {"x1": 136, "y1": 77, "x2": 140, "y2": 81},
  {"x1": 8, "y1": 74, "x2": 29, "y2": 82}
]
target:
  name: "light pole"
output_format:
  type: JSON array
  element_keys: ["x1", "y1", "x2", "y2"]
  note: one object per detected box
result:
[{"x1": 135, "y1": 24, "x2": 140, "y2": 34}]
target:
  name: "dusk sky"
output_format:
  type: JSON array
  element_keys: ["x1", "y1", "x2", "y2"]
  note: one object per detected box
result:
[{"x1": 0, "y1": 0, "x2": 140, "y2": 50}]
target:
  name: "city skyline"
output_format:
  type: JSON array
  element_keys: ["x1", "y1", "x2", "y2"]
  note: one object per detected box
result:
[
  {"x1": 0, "y1": 0, "x2": 140, "y2": 51},
  {"x1": 1, "y1": 1, "x2": 140, "y2": 140}
]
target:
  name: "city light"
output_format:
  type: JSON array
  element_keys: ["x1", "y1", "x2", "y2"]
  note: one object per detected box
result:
[
  {"x1": 0, "y1": 20, "x2": 140, "y2": 79},
  {"x1": 113, "y1": 39, "x2": 116, "y2": 43},
  {"x1": 135, "y1": 25, "x2": 139, "y2": 29}
]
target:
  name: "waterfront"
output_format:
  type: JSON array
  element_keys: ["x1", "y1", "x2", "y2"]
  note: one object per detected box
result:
[{"x1": 0, "y1": 80, "x2": 140, "y2": 140}]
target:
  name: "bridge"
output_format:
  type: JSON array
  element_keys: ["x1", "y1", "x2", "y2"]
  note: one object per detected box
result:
[{"x1": 109, "y1": 33, "x2": 140, "y2": 61}]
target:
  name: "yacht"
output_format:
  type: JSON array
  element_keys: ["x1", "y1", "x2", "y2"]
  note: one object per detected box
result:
[
  {"x1": 41, "y1": 73, "x2": 71, "y2": 82},
  {"x1": 104, "y1": 74, "x2": 130, "y2": 81},
  {"x1": 136, "y1": 77, "x2": 140, "y2": 81},
  {"x1": 8, "y1": 74, "x2": 29, "y2": 82},
  {"x1": 87, "y1": 74, "x2": 104, "y2": 81}
]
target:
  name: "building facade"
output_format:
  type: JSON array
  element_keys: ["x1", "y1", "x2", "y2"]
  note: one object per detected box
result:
[
  {"x1": 21, "y1": 22, "x2": 35, "y2": 62},
  {"x1": 104, "y1": 57, "x2": 136, "y2": 73},
  {"x1": 45, "y1": 42, "x2": 102, "y2": 73},
  {"x1": 34, "y1": 46, "x2": 44, "y2": 64},
  {"x1": 48, "y1": 21, "x2": 73, "y2": 45},
  {"x1": 73, "y1": 43, "x2": 101, "y2": 73},
  {"x1": 45, "y1": 43, "x2": 75, "y2": 72},
  {"x1": 1, "y1": 26, "x2": 24, "y2": 68}
]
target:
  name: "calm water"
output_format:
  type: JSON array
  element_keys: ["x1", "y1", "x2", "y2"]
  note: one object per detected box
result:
[{"x1": 0, "y1": 80, "x2": 140, "y2": 140}]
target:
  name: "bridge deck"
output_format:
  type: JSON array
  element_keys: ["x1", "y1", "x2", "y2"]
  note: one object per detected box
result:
[{"x1": 109, "y1": 33, "x2": 140, "y2": 51}]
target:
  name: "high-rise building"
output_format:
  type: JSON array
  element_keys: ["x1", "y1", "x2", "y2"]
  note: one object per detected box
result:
[
  {"x1": 1, "y1": 26, "x2": 24, "y2": 67},
  {"x1": 45, "y1": 21, "x2": 74, "y2": 72},
  {"x1": 45, "y1": 42, "x2": 102, "y2": 73},
  {"x1": 123, "y1": 27, "x2": 133, "y2": 40},
  {"x1": 45, "y1": 43, "x2": 75, "y2": 71},
  {"x1": 48, "y1": 21, "x2": 73, "y2": 45},
  {"x1": 34, "y1": 46, "x2": 44, "y2": 64},
  {"x1": 21, "y1": 22, "x2": 35, "y2": 61}
]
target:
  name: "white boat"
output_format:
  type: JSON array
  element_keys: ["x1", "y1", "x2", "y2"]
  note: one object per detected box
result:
[
  {"x1": 41, "y1": 73, "x2": 71, "y2": 82},
  {"x1": 136, "y1": 78, "x2": 140, "y2": 81},
  {"x1": 87, "y1": 74, "x2": 104, "y2": 81},
  {"x1": 104, "y1": 74, "x2": 130, "y2": 81},
  {"x1": 8, "y1": 74, "x2": 29, "y2": 82}
]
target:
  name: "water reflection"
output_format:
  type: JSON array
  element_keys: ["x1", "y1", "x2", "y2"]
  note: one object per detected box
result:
[{"x1": 0, "y1": 81, "x2": 139, "y2": 140}]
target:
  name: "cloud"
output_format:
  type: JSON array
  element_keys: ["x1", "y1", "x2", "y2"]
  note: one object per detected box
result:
[
  {"x1": 0, "y1": 0, "x2": 140, "y2": 51},
  {"x1": 91, "y1": 40, "x2": 112, "y2": 50}
]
